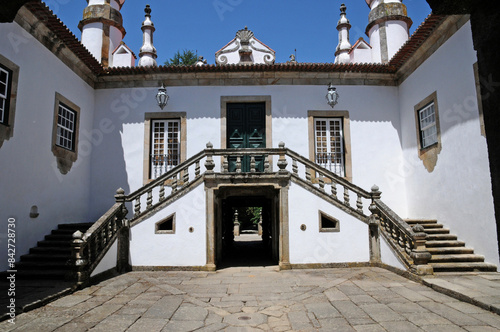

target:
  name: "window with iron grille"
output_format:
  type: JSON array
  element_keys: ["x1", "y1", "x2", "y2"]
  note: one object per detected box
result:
[
  {"x1": 56, "y1": 103, "x2": 76, "y2": 151},
  {"x1": 418, "y1": 102, "x2": 437, "y2": 148},
  {"x1": 0, "y1": 64, "x2": 12, "y2": 125},
  {"x1": 151, "y1": 119, "x2": 180, "y2": 179},
  {"x1": 314, "y1": 118, "x2": 345, "y2": 176}
]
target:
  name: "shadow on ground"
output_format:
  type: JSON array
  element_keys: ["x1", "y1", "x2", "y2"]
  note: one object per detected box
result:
[{"x1": 219, "y1": 233, "x2": 277, "y2": 269}]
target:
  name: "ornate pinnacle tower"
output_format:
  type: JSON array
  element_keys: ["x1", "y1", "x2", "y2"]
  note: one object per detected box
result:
[
  {"x1": 365, "y1": 0, "x2": 412, "y2": 63},
  {"x1": 335, "y1": 3, "x2": 352, "y2": 64},
  {"x1": 79, "y1": 0, "x2": 126, "y2": 68},
  {"x1": 138, "y1": 5, "x2": 158, "y2": 67}
]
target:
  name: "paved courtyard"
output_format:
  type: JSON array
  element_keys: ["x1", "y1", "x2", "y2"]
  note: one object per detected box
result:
[{"x1": 1, "y1": 267, "x2": 500, "y2": 331}]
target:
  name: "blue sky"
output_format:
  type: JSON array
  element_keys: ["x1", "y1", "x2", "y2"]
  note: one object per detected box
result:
[{"x1": 51, "y1": 0, "x2": 431, "y2": 65}]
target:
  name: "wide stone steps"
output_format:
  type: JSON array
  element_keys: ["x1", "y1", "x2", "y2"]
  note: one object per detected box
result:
[
  {"x1": 16, "y1": 222, "x2": 93, "y2": 280},
  {"x1": 426, "y1": 234, "x2": 458, "y2": 241},
  {"x1": 425, "y1": 240, "x2": 466, "y2": 248},
  {"x1": 424, "y1": 228, "x2": 450, "y2": 234},
  {"x1": 431, "y1": 254, "x2": 486, "y2": 263},
  {"x1": 427, "y1": 247, "x2": 474, "y2": 255},
  {"x1": 430, "y1": 262, "x2": 497, "y2": 272},
  {"x1": 406, "y1": 219, "x2": 497, "y2": 273}
]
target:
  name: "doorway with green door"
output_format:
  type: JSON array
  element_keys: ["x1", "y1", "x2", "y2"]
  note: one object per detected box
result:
[{"x1": 226, "y1": 102, "x2": 266, "y2": 172}]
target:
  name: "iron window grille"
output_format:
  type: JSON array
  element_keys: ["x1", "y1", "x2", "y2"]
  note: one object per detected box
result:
[
  {"x1": 314, "y1": 118, "x2": 345, "y2": 177},
  {"x1": 150, "y1": 119, "x2": 181, "y2": 179}
]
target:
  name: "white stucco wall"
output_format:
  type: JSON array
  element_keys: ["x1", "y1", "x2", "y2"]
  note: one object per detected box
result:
[
  {"x1": 380, "y1": 236, "x2": 406, "y2": 270},
  {"x1": 90, "y1": 85, "x2": 407, "y2": 220},
  {"x1": 81, "y1": 23, "x2": 104, "y2": 63},
  {"x1": 109, "y1": 26, "x2": 124, "y2": 67},
  {"x1": 350, "y1": 46, "x2": 372, "y2": 64},
  {"x1": 368, "y1": 26, "x2": 381, "y2": 63},
  {"x1": 399, "y1": 21, "x2": 499, "y2": 265},
  {"x1": 288, "y1": 183, "x2": 370, "y2": 264},
  {"x1": 129, "y1": 184, "x2": 207, "y2": 267},
  {"x1": 91, "y1": 240, "x2": 118, "y2": 277},
  {"x1": 386, "y1": 21, "x2": 408, "y2": 61},
  {"x1": 0, "y1": 22, "x2": 95, "y2": 271}
]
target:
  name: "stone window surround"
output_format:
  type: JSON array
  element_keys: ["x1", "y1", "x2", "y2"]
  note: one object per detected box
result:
[
  {"x1": 0, "y1": 54, "x2": 19, "y2": 149},
  {"x1": 143, "y1": 112, "x2": 187, "y2": 185},
  {"x1": 52, "y1": 93, "x2": 80, "y2": 174},
  {"x1": 308, "y1": 110, "x2": 353, "y2": 182},
  {"x1": 318, "y1": 210, "x2": 340, "y2": 233},
  {"x1": 414, "y1": 91, "x2": 441, "y2": 172},
  {"x1": 155, "y1": 213, "x2": 176, "y2": 234}
]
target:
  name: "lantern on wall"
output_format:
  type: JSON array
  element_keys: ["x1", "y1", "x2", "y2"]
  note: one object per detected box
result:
[
  {"x1": 326, "y1": 83, "x2": 339, "y2": 108},
  {"x1": 156, "y1": 83, "x2": 169, "y2": 110}
]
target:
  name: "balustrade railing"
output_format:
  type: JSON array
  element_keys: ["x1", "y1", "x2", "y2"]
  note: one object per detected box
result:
[
  {"x1": 371, "y1": 196, "x2": 432, "y2": 274},
  {"x1": 123, "y1": 142, "x2": 376, "y2": 223},
  {"x1": 71, "y1": 192, "x2": 128, "y2": 285},
  {"x1": 74, "y1": 142, "x2": 432, "y2": 280}
]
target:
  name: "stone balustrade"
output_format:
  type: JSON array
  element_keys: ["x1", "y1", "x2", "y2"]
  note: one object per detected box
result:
[
  {"x1": 71, "y1": 196, "x2": 128, "y2": 285},
  {"x1": 74, "y1": 142, "x2": 433, "y2": 280}
]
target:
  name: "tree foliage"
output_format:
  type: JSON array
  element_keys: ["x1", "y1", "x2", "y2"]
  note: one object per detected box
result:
[{"x1": 164, "y1": 49, "x2": 198, "y2": 66}]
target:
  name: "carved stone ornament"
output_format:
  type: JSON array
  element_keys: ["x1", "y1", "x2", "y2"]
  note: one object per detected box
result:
[
  {"x1": 236, "y1": 26, "x2": 254, "y2": 43},
  {"x1": 216, "y1": 26, "x2": 276, "y2": 65}
]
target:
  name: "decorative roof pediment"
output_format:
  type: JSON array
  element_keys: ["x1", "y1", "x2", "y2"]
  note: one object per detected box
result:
[
  {"x1": 349, "y1": 37, "x2": 372, "y2": 54},
  {"x1": 112, "y1": 41, "x2": 136, "y2": 58},
  {"x1": 215, "y1": 26, "x2": 276, "y2": 65}
]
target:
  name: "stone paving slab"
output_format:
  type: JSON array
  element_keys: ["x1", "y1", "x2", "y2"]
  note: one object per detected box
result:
[
  {"x1": 423, "y1": 273, "x2": 500, "y2": 314},
  {"x1": 1, "y1": 267, "x2": 500, "y2": 331}
]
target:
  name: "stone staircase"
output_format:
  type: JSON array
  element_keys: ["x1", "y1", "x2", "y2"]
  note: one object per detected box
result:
[
  {"x1": 14, "y1": 222, "x2": 94, "y2": 280},
  {"x1": 406, "y1": 219, "x2": 497, "y2": 273}
]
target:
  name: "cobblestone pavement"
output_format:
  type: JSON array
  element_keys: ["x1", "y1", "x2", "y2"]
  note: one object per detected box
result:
[{"x1": 2, "y1": 267, "x2": 500, "y2": 331}]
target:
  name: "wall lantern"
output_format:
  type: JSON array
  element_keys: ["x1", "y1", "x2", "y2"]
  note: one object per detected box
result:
[
  {"x1": 156, "y1": 83, "x2": 169, "y2": 110},
  {"x1": 326, "y1": 83, "x2": 339, "y2": 108}
]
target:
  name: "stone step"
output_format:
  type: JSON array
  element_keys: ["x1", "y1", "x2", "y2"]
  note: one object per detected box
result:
[
  {"x1": 419, "y1": 223, "x2": 445, "y2": 229},
  {"x1": 10, "y1": 269, "x2": 69, "y2": 280},
  {"x1": 427, "y1": 247, "x2": 474, "y2": 255},
  {"x1": 430, "y1": 262, "x2": 497, "y2": 272},
  {"x1": 57, "y1": 222, "x2": 94, "y2": 230},
  {"x1": 426, "y1": 234, "x2": 457, "y2": 241},
  {"x1": 37, "y1": 240, "x2": 73, "y2": 248},
  {"x1": 426, "y1": 240, "x2": 465, "y2": 248},
  {"x1": 45, "y1": 234, "x2": 74, "y2": 241},
  {"x1": 424, "y1": 228, "x2": 450, "y2": 234},
  {"x1": 406, "y1": 219, "x2": 438, "y2": 224},
  {"x1": 52, "y1": 229, "x2": 82, "y2": 235},
  {"x1": 15, "y1": 261, "x2": 74, "y2": 270},
  {"x1": 20, "y1": 254, "x2": 70, "y2": 262},
  {"x1": 30, "y1": 246, "x2": 72, "y2": 254},
  {"x1": 430, "y1": 254, "x2": 485, "y2": 263}
]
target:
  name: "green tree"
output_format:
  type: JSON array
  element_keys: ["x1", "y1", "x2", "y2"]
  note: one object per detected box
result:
[
  {"x1": 246, "y1": 207, "x2": 262, "y2": 225},
  {"x1": 164, "y1": 49, "x2": 198, "y2": 66}
]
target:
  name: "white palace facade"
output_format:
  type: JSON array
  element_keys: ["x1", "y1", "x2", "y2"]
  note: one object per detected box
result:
[{"x1": 0, "y1": 0, "x2": 497, "y2": 281}]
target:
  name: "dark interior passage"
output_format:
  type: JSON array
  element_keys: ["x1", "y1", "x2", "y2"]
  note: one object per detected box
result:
[{"x1": 218, "y1": 195, "x2": 278, "y2": 268}]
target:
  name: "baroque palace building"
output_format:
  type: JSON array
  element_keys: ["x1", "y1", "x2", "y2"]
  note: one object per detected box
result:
[{"x1": 0, "y1": 0, "x2": 498, "y2": 282}]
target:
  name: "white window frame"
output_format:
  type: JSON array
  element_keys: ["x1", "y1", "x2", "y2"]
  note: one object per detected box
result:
[
  {"x1": 314, "y1": 117, "x2": 345, "y2": 177},
  {"x1": 418, "y1": 102, "x2": 437, "y2": 149},
  {"x1": 150, "y1": 119, "x2": 181, "y2": 179},
  {"x1": 0, "y1": 64, "x2": 11, "y2": 125},
  {"x1": 56, "y1": 103, "x2": 76, "y2": 151}
]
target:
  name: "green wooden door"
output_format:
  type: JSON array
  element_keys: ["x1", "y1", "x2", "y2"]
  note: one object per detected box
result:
[{"x1": 227, "y1": 102, "x2": 266, "y2": 172}]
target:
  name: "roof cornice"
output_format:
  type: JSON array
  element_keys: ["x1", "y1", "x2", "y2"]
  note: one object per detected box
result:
[
  {"x1": 10, "y1": 1, "x2": 103, "y2": 87},
  {"x1": 14, "y1": 2, "x2": 468, "y2": 89},
  {"x1": 393, "y1": 15, "x2": 470, "y2": 84}
]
